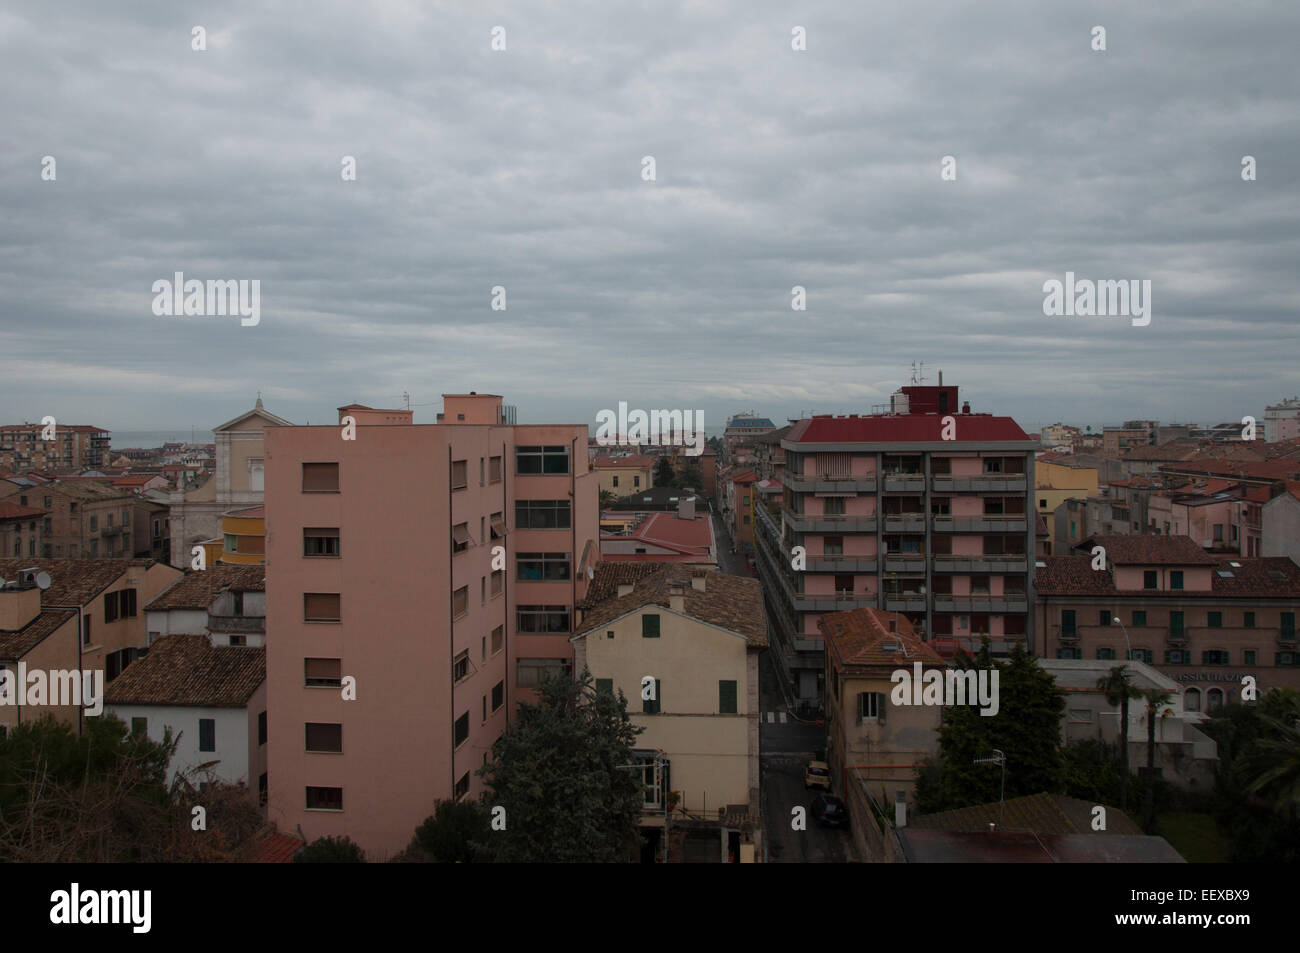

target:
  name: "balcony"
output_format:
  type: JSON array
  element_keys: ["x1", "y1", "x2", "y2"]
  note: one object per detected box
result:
[
  {"x1": 932, "y1": 515, "x2": 1028, "y2": 533},
  {"x1": 1166, "y1": 629, "x2": 1188, "y2": 646},
  {"x1": 806, "y1": 554, "x2": 879, "y2": 573},
  {"x1": 786, "y1": 512, "x2": 877, "y2": 533},
  {"x1": 784, "y1": 474, "x2": 876, "y2": 493},
  {"x1": 931, "y1": 554, "x2": 1028, "y2": 573},
  {"x1": 932, "y1": 593, "x2": 1029, "y2": 613},
  {"x1": 207, "y1": 614, "x2": 266, "y2": 634},
  {"x1": 882, "y1": 473, "x2": 926, "y2": 492},
  {"x1": 101, "y1": 524, "x2": 123, "y2": 536},
  {"x1": 882, "y1": 594, "x2": 926, "y2": 613},
  {"x1": 792, "y1": 589, "x2": 878, "y2": 612},
  {"x1": 1280, "y1": 631, "x2": 1297, "y2": 648},
  {"x1": 882, "y1": 514, "x2": 927, "y2": 533},
  {"x1": 883, "y1": 554, "x2": 926, "y2": 573},
  {"x1": 931, "y1": 474, "x2": 1028, "y2": 493}
]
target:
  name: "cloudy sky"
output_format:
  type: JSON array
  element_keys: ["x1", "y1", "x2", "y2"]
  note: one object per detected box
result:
[{"x1": 2, "y1": 0, "x2": 1297, "y2": 439}]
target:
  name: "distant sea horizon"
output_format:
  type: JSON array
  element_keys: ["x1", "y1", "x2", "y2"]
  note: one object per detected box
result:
[{"x1": 109, "y1": 430, "x2": 216, "y2": 449}]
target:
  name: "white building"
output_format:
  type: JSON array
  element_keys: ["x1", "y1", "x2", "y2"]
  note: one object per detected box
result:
[{"x1": 1264, "y1": 397, "x2": 1300, "y2": 444}]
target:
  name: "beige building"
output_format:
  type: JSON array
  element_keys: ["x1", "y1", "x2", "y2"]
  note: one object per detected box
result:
[
  {"x1": 592, "y1": 454, "x2": 653, "y2": 498},
  {"x1": 573, "y1": 563, "x2": 764, "y2": 861},
  {"x1": 0, "y1": 480, "x2": 133, "y2": 558},
  {"x1": 1035, "y1": 456, "x2": 1100, "y2": 525},
  {"x1": 162, "y1": 399, "x2": 291, "y2": 568}
]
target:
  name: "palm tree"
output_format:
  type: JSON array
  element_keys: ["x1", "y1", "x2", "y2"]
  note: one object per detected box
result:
[
  {"x1": 1238, "y1": 715, "x2": 1300, "y2": 819},
  {"x1": 1140, "y1": 689, "x2": 1174, "y2": 832},
  {"x1": 1097, "y1": 665, "x2": 1142, "y2": 811},
  {"x1": 598, "y1": 489, "x2": 616, "y2": 508}
]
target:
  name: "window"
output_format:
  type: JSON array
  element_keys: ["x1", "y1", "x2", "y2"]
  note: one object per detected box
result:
[
  {"x1": 492, "y1": 681, "x2": 504, "y2": 711},
  {"x1": 1097, "y1": 648, "x2": 1116, "y2": 660},
  {"x1": 1208, "y1": 611, "x2": 1222, "y2": 628},
  {"x1": 1202, "y1": 650, "x2": 1230, "y2": 666},
  {"x1": 824, "y1": 535, "x2": 844, "y2": 555},
  {"x1": 1244, "y1": 650, "x2": 1256, "y2": 665},
  {"x1": 1283, "y1": 613, "x2": 1296, "y2": 638},
  {"x1": 305, "y1": 723, "x2": 343, "y2": 752},
  {"x1": 634, "y1": 476, "x2": 641, "y2": 487},
  {"x1": 1056, "y1": 647, "x2": 1082, "y2": 659},
  {"x1": 1099, "y1": 609, "x2": 1111, "y2": 626},
  {"x1": 258, "y1": 711, "x2": 267, "y2": 745},
  {"x1": 642, "y1": 614, "x2": 661, "y2": 638},
  {"x1": 1184, "y1": 688, "x2": 1202, "y2": 712},
  {"x1": 82, "y1": 614, "x2": 91, "y2": 646},
  {"x1": 491, "y1": 568, "x2": 504, "y2": 596},
  {"x1": 516, "y1": 657, "x2": 571, "y2": 687},
  {"x1": 643, "y1": 679, "x2": 662, "y2": 715},
  {"x1": 1244, "y1": 611, "x2": 1256, "y2": 628},
  {"x1": 306, "y1": 786, "x2": 343, "y2": 811},
  {"x1": 1129, "y1": 649, "x2": 1153, "y2": 664},
  {"x1": 857, "y1": 691, "x2": 886, "y2": 722},
  {"x1": 612, "y1": 475, "x2": 619, "y2": 488},
  {"x1": 199, "y1": 719, "x2": 216, "y2": 752},
  {"x1": 452, "y1": 460, "x2": 468, "y2": 490},
  {"x1": 482, "y1": 695, "x2": 487, "y2": 722},
  {"x1": 90, "y1": 515, "x2": 98, "y2": 532},
  {"x1": 304, "y1": 528, "x2": 340, "y2": 557},
  {"x1": 480, "y1": 458, "x2": 485, "y2": 486},
  {"x1": 481, "y1": 576, "x2": 486, "y2": 604},
  {"x1": 1170, "y1": 611, "x2": 1185, "y2": 636},
  {"x1": 1170, "y1": 571, "x2": 1184, "y2": 591},
  {"x1": 454, "y1": 772, "x2": 470, "y2": 800},
  {"x1": 454, "y1": 651, "x2": 470, "y2": 682},
  {"x1": 515, "y1": 500, "x2": 570, "y2": 529},
  {"x1": 719, "y1": 680, "x2": 738, "y2": 714},
  {"x1": 104, "y1": 592, "x2": 120, "y2": 623},
  {"x1": 516, "y1": 605, "x2": 570, "y2": 633},
  {"x1": 249, "y1": 458, "x2": 264, "y2": 492},
  {"x1": 1213, "y1": 523, "x2": 1223, "y2": 542},
  {"x1": 595, "y1": 678, "x2": 613, "y2": 695},
  {"x1": 491, "y1": 625, "x2": 504, "y2": 655},
  {"x1": 454, "y1": 713, "x2": 470, "y2": 747},
  {"x1": 258, "y1": 773, "x2": 267, "y2": 806},
  {"x1": 452, "y1": 522, "x2": 472, "y2": 554},
  {"x1": 131, "y1": 717, "x2": 147, "y2": 736},
  {"x1": 1207, "y1": 689, "x2": 1225, "y2": 712},
  {"x1": 305, "y1": 658, "x2": 343, "y2": 687},
  {"x1": 490, "y1": 512, "x2": 506, "y2": 540},
  {"x1": 304, "y1": 593, "x2": 341, "y2": 622},
  {"x1": 453, "y1": 586, "x2": 469, "y2": 618},
  {"x1": 89, "y1": 540, "x2": 98, "y2": 556},
  {"x1": 1132, "y1": 610, "x2": 1147, "y2": 627},
  {"x1": 516, "y1": 445, "x2": 569, "y2": 474},
  {"x1": 223, "y1": 533, "x2": 239, "y2": 553},
  {"x1": 1165, "y1": 649, "x2": 1186, "y2": 664},
  {"x1": 517, "y1": 552, "x2": 570, "y2": 581},
  {"x1": 1143, "y1": 570, "x2": 1157, "y2": 590},
  {"x1": 302, "y1": 462, "x2": 340, "y2": 492},
  {"x1": 1061, "y1": 610, "x2": 1076, "y2": 637},
  {"x1": 823, "y1": 497, "x2": 846, "y2": 515}
]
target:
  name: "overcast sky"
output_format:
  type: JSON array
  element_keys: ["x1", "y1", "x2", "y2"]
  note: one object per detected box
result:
[{"x1": 2, "y1": 0, "x2": 1297, "y2": 439}]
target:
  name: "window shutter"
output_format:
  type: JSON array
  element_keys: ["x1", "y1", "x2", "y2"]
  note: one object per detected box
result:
[
  {"x1": 719, "y1": 680, "x2": 737, "y2": 714},
  {"x1": 876, "y1": 692, "x2": 887, "y2": 723}
]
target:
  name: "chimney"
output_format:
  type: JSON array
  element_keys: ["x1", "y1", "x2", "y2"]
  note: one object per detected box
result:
[
  {"x1": 889, "y1": 617, "x2": 897, "y2": 633},
  {"x1": 617, "y1": 583, "x2": 635, "y2": 598},
  {"x1": 961, "y1": 401, "x2": 971, "y2": 414},
  {"x1": 0, "y1": 582, "x2": 42, "y2": 631},
  {"x1": 679, "y1": 496, "x2": 695, "y2": 520},
  {"x1": 691, "y1": 574, "x2": 706, "y2": 592},
  {"x1": 668, "y1": 583, "x2": 685, "y2": 613},
  {"x1": 895, "y1": 790, "x2": 908, "y2": 828}
]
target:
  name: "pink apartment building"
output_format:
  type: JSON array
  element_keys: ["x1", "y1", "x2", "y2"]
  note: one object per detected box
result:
[{"x1": 264, "y1": 394, "x2": 598, "y2": 857}]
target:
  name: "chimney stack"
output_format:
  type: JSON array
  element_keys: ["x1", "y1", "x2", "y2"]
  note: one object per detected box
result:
[
  {"x1": 691, "y1": 573, "x2": 707, "y2": 592},
  {"x1": 617, "y1": 583, "x2": 634, "y2": 597},
  {"x1": 679, "y1": 496, "x2": 695, "y2": 521},
  {"x1": 668, "y1": 583, "x2": 685, "y2": 613},
  {"x1": 895, "y1": 790, "x2": 908, "y2": 828}
]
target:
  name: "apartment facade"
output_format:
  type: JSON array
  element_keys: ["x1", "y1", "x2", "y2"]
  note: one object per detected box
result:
[
  {"x1": 1036, "y1": 536, "x2": 1300, "y2": 706},
  {"x1": 265, "y1": 394, "x2": 598, "y2": 858},
  {"x1": 1264, "y1": 397, "x2": 1300, "y2": 443},
  {"x1": 592, "y1": 454, "x2": 653, "y2": 498},
  {"x1": 754, "y1": 384, "x2": 1037, "y2": 705},
  {"x1": 0, "y1": 502, "x2": 46, "y2": 560},
  {"x1": 0, "y1": 479, "x2": 134, "y2": 558},
  {"x1": 0, "y1": 423, "x2": 110, "y2": 473}
]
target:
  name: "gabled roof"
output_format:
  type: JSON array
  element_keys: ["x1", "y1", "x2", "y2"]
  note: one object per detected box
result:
[
  {"x1": 820, "y1": 608, "x2": 944, "y2": 672},
  {"x1": 104, "y1": 635, "x2": 265, "y2": 708},
  {"x1": 1036, "y1": 555, "x2": 1300, "y2": 598},
  {"x1": 913, "y1": 793, "x2": 1143, "y2": 836},
  {"x1": 1078, "y1": 535, "x2": 1217, "y2": 566},
  {"x1": 575, "y1": 564, "x2": 765, "y2": 645},
  {"x1": 147, "y1": 565, "x2": 266, "y2": 611},
  {"x1": 213, "y1": 400, "x2": 293, "y2": 432},
  {"x1": 0, "y1": 607, "x2": 77, "y2": 660},
  {"x1": 0, "y1": 558, "x2": 136, "y2": 607},
  {"x1": 0, "y1": 503, "x2": 48, "y2": 520}
]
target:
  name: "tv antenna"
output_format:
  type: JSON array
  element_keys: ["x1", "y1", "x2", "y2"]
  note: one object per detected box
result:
[{"x1": 910, "y1": 361, "x2": 927, "y2": 385}]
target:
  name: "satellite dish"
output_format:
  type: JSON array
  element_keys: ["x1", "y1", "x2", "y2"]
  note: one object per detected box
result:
[
  {"x1": 36, "y1": 572, "x2": 52, "y2": 590},
  {"x1": 587, "y1": 566, "x2": 595, "y2": 580}
]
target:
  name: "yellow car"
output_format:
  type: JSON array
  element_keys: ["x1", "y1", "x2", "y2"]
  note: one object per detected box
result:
[{"x1": 805, "y1": 761, "x2": 832, "y2": 791}]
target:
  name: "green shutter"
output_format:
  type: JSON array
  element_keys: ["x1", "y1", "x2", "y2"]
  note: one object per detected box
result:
[
  {"x1": 719, "y1": 680, "x2": 737, "y2": 714},
  {"x1": 642, "y1": 614, "x2": 660, "y2": 638}
]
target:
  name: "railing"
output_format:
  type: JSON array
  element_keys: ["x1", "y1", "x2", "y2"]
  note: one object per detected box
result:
[
  {"x1": 784, "y1": 474, "x2": 877, "y2": 493},
  {"x1": 207, "y1": 614, "x2": 266, "y2": 633},
  {"x1": 931, "y1": 515, "x2": 1029, "y2": 532},
  {"x1": 931, "y1": 554, "x2": 1027, "y2": 572}
]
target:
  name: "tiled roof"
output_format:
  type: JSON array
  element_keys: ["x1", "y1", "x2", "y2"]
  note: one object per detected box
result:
[
  {"x1": 104, "y1": 635, "x2": 265, "y2": 707},
  {"x1": 244, "y1": 830, "x2": 305, "y2": 863},
  {"x1": 729, "y1": 469, "x2": 757, "y2": 483},
  {"x1": 820, "y1": 608, "x2": 945, "y2": 672},
  {"x1": 1036, "y1": 555, "x2": 1300, "y2": 598},
  {"x1": 1080, "y1": 535, "x2": 1217, "y2": 565},
  {"x1": 787, "y1": 414, "x2": 1031, "y2": 444},
  {"x1": 0, "y1": 558, "x2": 135, "y2": 607},
  {"x1": 592, "y1": 454, "x2": 653, "y2": 468},
  {"x1": 0, "y1": 607, "x2": 77, "y2": 660},
  {"x1": 225, "y1": 505, "x2": 265, "y2": 518},
  {"x1": 752, "y1": 425, "x2": 793, "y2": 445},
  {"x1": 0, "y1": 503, "x2": 48, "y2": 520},
  {"x1": 624, "y1": 512, "x2": 711, "y2": 554},
  {"x1": 1163, "y1": 458, "x2": 1300, "y2": 483},
  {"x1": 580, "y1": 561, "x2": 667, "y2": 607},
  {"x1": 913, "y1": 793, "x2": 1142, "y2": 836},
  {"x1": 576, "y1": 565, "x2": 765, "y2": 645},
  {"x1": 147, "y1": 565, "x2": 266, "y2": 611},
  {"x1": 1121, "y1": 441, "x2": 1201, "y2": 462},
  {"x1": 48, "y1": 480, "x2": 129, "y2": 501}
]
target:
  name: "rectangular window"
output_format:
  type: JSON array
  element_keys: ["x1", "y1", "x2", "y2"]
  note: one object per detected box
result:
[
  {"x1": 1244, "y1": 650, "x2": 1257, "y2": 665},
  {"x1": 1170, "y1": 571, "x2": 1184, "y2": 591},
  {"x1": 1201, "y1": 650, "x2": 1230, "y2": 666},
  {"x1": 305, "y1": 658, "x2": 342, "y2": 687},
  {"x1": 1143, "y1": 570, "x2": 1158, "y2": 590},
  {"x1": 1208, "y1": 611, "x2": 1222, "y2": 628},
  {"x1": 719, "y1": 680, "x2": 738, "y2": 714},
  {"x1": 1099, "y1": 609, "x2": 1111, "y2": 627},
  {"x1": 595, "y1": 678, "x2": 613, "y2": 695},
  {"x1": 454, "y1": 713, "x2": 470, "y2": 747},
  {"x1": 489, "y1": 456, "x2": 503, "y2": 483},
  {"x1": 612, "y1": 475, "x2": 619, "y2": 488},
  {"x1": 516, "y1": 552, "x2": 571, "y2": 581},
  {"x1": 643, "y1": 679, "x2": 662, "y2": 715},
  {"x1": 454, "y1": 772, "x2": 470, "y2": 800},
  {"x1": 123, "y1": 589, "x2": 137, "y2": 618},
  {"x1": 1129, "y1": 649, "x2": 1154, "y2": 664},
  {"x1": 258, "y1": 711, "x2": 267, "y2": 745},
  {"x1": 453, "y1": 586, "x2": 469, "y2": 618},
  {"x1": 642, "y1": 614, "x2": 661, "y2": 638},
  {"x1": 305, "y1": 722, "x2": 343, "y2": 752},
  {"x1": 515, "y1": 500, "x2": 571, "y2": 529},
  {"x1": 857, "y1": 691, "x2": 885, "y2": 722},
  {"x1": 452, "y1": 522, "x2": 472, "y2": 554},
  {"x1": 104, "y1": 592, "x2": 120, "y2": 624},
  {"x1": 304, "y1": 593, "x2": 341, "y2": 622},
  {"x1": 454, "y1": 651, "x2": 470, "y2": 682},
  {"x1": 1244, "y1": 611, "x2": 1256, "y2": 628},
  {"x1": 1170, "y1": 611, "x2": 1185, "y2": 636},
  {"x1": 516, "y1": 605, "x2": 570, "y2": 633},
  {"x1": 491, "y1": 625, "x2": 504, "y2": 655},
  {"x1": 199, "y1": 718, "x2": 216, "y2": 752},
  {"x1": 302, "y1": 462, "x2": 340, "y2": 492},
  {"x1": 1283, "y1": 613, "x2": 1296, "y2": 638},
  {"x1": 515, "y1": 657, "x2": 572, "y2": 687},
  {"x1": 452, "y1": 460, "x2": 468, "y2": 490},
  {"x1": 305, "y1": 786, "x2": 343, "y2": 811},
  {"x1": 82, "y1": 614, "x2": 91, "y2": 646},
  {"x1": 491, "y1": 568, "x2": 504, "y2": 596},
  {"x1": 90, "y1": 515, "x2": 98, "y2": 532},
  {"x1": 490, "y1": 512, "x2": 506, "y2": 540},
  {"x1": 516, "y1": 445, "x2": 569, "y2": 475},
  {"x1": 1056, "y1": 648, "x2": 1082, "y2": 659},
  {"x1": 1132, "y1": 610, "x2": 1147, "y2": 627},
  {"x1": 824, "y1": 535, "x2": 844, "y2": 555},
  {"x1": 492, "y1": 680, "x2": 504, "y2": 711},
  {"x1": 480, "y1": 458, "x2": 485, "y2": 486},
  {"x1": 1096, "y1": 648, "x2": 1116, "y2": 660},
  {"x1": 131, "y1": 717, "x2": 147, "y2": 736},
  {"x1": 1061, "y1": 610, "x2": 1076, "y2": 637},
  {"x1": 303, "y1": 528, "x2": 340, "y2": 557}
]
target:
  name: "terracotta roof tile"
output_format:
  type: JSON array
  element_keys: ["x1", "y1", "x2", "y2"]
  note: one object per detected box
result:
[
  {"x1": 914, "y1": 793, "x2": 1143, "y2": 836},
  {"x1": 0, "y1": 607, "x2": 77, "y2": 660},
  {"x1": 0, "y1": 558, "x2": 137, "y2": 607},
  {"x1": 0, "y1": 503, "x2": 48, "y2": 520},
  {"x1": 1036, "y1": 555, "x2": 1300, "y2": 598},
  {"x1": 147, "y1": 565, "x2": 266, "y2": 611},
  {"x1": 104, "y1": 634, "x2": 264, "y2": 707},
  {"x1": 577, "y1": 564, "x2": 765, "y2": 645},
  {"x1": 1079, "y1": 534, "x2": 1217, "y2": 565},
  {"x1": 820, "y1": 608, "x2": 945, "y2": 672}
]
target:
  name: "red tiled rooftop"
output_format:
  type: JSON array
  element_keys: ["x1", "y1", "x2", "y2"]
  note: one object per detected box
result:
[
  {"x1": 787, "y1": 414, "x2": 1031, "y2": 444},
  {"x1": 1080, "y1": 534, "x2": 1217, "y2": 565},
  {"x1": 0, "y1": 503, "x2": 48, "y2": 520},
  {"x1": 1036, "y1": 555, "x2": 1300, "y2": 598},
  {"x1": 820, "y1": 608, "x2": 945, "y2": 671},
  {"x1": 104, "y1": 634, "x2": 265, "y2": 707},
  {"x1": 592, "y1": 454, "x2": 653, "y2": 468}
]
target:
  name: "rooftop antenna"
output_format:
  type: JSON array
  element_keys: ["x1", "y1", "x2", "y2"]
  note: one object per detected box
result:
[
  {"x1": 909, "y1": 361, "x2": 927, "y2": 385},
  {"x1": 974, "y1": 749, "x2": 1007, "y2": 827},
  {"x1": 403, "y1": 390, "x2": 410, "y2": 410}
]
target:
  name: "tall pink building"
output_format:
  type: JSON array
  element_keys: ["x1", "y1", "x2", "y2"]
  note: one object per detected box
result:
[{"x1": 264, "y1": 394, "x2": 598, "y2": 857}]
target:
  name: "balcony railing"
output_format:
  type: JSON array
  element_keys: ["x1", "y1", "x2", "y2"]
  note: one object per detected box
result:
[
  {"x1": 931, "y1": 554, "x2": 1028, "y2": 573},
  {"x1": 932, "y1": 593, "x2": 1029, "y2": 613},
  {"x1": 883, "y1": 554, "x2": 926, "y2": 573},
  {"x1": 786, "y1": 512, "x2": 877, "y2": 533},
  {"x1": 932, "y1": 515, "x2": 1029, "y2": 533},
  {"x1": 207, "y1": 614, "x2": 266, "y2": 633},
  {"x1": 882, "y1": 473, "x2": 926, "y2": 492},
  {"x1": 882, "y1": 514, "x2": 927, "y2": 533},
  {"x1": 784, "y1": 474, "x2": 877, "y2": 493},
  {"x1": 931, "y1": 473, "x2": 1028, "y2": 492},
  {"x1": 806, "y1": 554, "x2": 879, "y2": 572}
]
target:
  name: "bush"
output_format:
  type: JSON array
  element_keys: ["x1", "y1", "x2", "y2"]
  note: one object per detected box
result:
[{"x1": 295, "y1": 835, "x2": 364, "y2": 863}]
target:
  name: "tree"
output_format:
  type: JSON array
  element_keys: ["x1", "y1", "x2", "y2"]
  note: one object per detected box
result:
[
  {"x1": 295, "y1": 835, "x2": 365, "y2": 862},
  {"x1": 653, "y1": 456, "x2": 674, "y2": 488},
  {"x1": 599, "y1": 489, "x2": 617, "y2": 508},
  {"x1": 1097, "y1": 665, "x2": 1142, "y2": 811},
  {"x1": 676, "y1": 464, "x2": 702, "y2": 490},
  {"x1": 1140, "y1": 689, "x2": 1174, "y2": 832},
  {"x1": 915, "y1": 641, "x2": 1065, "y2": 814},
  {"x1": 413, "y1": 798, "x2": 491, "y2": 862},
  {"x1": 477, "y1": 670, "x2": 644, "y2": 862}
]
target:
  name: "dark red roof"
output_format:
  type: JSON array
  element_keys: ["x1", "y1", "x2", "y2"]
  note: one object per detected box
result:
[
  {"x1": 0, "y1": 503, "x2": 48, "y2": 520},
  {"x1": 786, "y1": 414, "x2": 1031, "y2": 444},
  {"x1": 1080, "y1": 535, "x2": 1216, "y2": 566},
  {"x1": 1037, "y1": 556, "x2": 1300, "y2": 598}
]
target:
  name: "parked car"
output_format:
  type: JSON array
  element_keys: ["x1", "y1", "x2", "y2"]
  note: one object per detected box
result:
[
  {"x1": 804, "y1": 760, "x2": 832, "y2": 790},
  {"x1": 811, "y1": 793, "x2": 849, "y2": 829}
]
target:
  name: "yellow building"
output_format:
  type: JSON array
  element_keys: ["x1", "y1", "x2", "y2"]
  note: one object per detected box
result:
[
  {"x1": 574, "y1": 564, "x2": 764, "y2": 861},
  {"x1": 1035, "y1": 456, "x2": 1100, "y2": 521},
  {"x1": 592, "y1": 454, "x2": 653, "y2": 498},
  {"x1": 218, "y1": 505, "x2": 265, "y2": 565}
]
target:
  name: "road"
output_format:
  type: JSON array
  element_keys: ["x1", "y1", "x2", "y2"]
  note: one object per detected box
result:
[{"x1": 712, "y1": 508, "x2": 852, "y2": 862}]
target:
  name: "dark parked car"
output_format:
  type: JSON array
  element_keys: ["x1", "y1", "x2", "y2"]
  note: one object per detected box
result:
[{"x1": 811, "y1": 794, "x2": 849, "y2": 829}]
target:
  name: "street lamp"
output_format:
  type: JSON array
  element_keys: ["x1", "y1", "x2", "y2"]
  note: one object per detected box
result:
[{"x1": 1111, "y1": 614, "x2": 1132, "y2": 661}]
